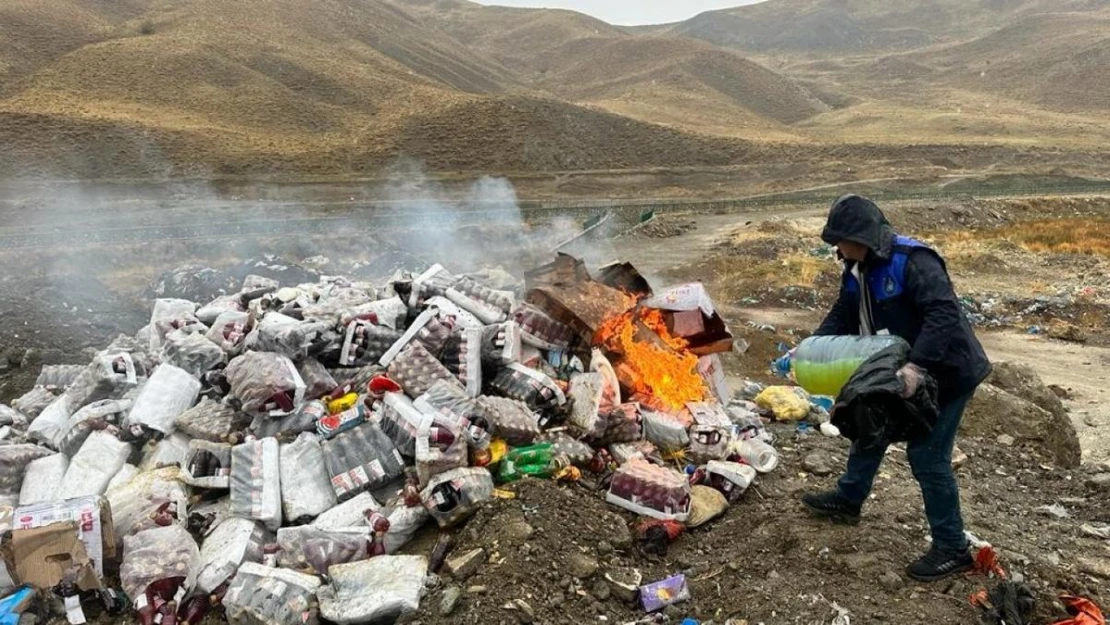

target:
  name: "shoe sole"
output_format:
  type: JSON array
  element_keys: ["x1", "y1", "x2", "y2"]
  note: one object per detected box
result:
[
  {"x1": 905, "y1": 561, "x2": 974, "y2": 583},
  {"x1": 801, "y1": 500, "x2": 861, "y2": 526}
]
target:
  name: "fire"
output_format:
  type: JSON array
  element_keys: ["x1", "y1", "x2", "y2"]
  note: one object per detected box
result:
[{"x1": 595, "y1": 307, "x2": 708, "y2": 413}]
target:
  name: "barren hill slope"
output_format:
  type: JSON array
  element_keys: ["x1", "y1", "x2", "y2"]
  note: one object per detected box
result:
[
  {"x1": 0, "y1": 0, "x2": 784, "y2": 178},
  {"x1": 670, "y1": 0, "x2": 1110, "y2": 54}
]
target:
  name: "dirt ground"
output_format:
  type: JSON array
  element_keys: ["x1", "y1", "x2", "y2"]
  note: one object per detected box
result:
[{"x1": 2, "y1": 192, "x2": 1109, "y2": 625}]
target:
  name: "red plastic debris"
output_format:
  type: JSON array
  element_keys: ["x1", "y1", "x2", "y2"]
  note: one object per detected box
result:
[
  {"x1": 971, "y1": 545, "x2": 1007, "y2": 579},
  {"x1": 1050, "y1": 595, "x2": 1105, "y2": 625}
]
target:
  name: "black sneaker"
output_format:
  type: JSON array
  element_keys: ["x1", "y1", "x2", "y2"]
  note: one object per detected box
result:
[
  {"x1": 801, "y1": 491, "x2": 862, "y2": 525},
  {"x1": 906, "y1": 547, "x2": 974, "y2": 582}
]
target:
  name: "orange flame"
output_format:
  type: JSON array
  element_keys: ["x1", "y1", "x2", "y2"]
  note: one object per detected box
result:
[{"x1": 595, "y1": 307, "x2": 708, "y2": 413}]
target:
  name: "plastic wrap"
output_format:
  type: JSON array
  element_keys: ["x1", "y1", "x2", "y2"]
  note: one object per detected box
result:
[
  {"x1": 540, "y1": 432, "x2": 594, "y2": 467},
  {"x1": 423, "y1": 296, "x2": 483, "y2": 330},
  {"x1": 61, "y1": 430, "x2": 132, "y2": 499},
  {"x1": 454, "y1": 276, "x2": 515, "y2": 315},
  {"x1": 279, "y1": 433, "x2": 337, "y2": 524},
  {"x1": 382, "y1": 503, "x2": 429, "y2": 554},
  {"x1": 415, "y1": 418, "x2": 468, "y2": 487},
  {"x1": 489, "y1": 363, "x2": 566, "y2": 413},
  {"x1": 34, "y1": 364, "x2": 86, "y2": 390},
  {"x1": 60, "y1": 398, "x2": 132, "y2": 456},
  {"x1": 332, "y1": 296, "x2": 409, "y2": 330},
  {"x1": 371, "y1": 392, "x2": 430, "y2": 457},
  {"x1": 126, "y1": 364, "x2": 201, "y2": 435},
  {"x1": 17, "y1": 453, "x2": 68, "y2": 506},
  {"x1": 387, "y1": 343, "x2": 461, "y2": 399},
  {"x1": 197, "y1": 294, "x2": 246, "y2": 325},
  {"x1": 706, "y1": 460, "x2": 757, "y2": 503},
  {"x1": 176, "y1": 397, "x2": 249, "y2": 442},
  {"x1": 420, "y1": 466, "x2": 493, "y2": 528},
  {"x1": 473, "y1": 396, "x2": 540, "y2": 446},
  {"x1": 161, "y1": 329, "x2": 227, "y2": 377},
  {"x1": 230, "y1": 438, "x2": 283, "y2": 531},
  {"x1": 107, "y1": 467, "x2": 189, "y2": 549},
  {"x1": 107, "y1": 463, "x2": 139, "y2": 492},
  {"x1": 11, "y1": 386, "x2": 56, "y2": 419},
  {"x1": 603, "y1": 403, "x2": 644, "y2": 444},
  {"x1": 120, "y1": 524, "x2": 201, "y2": 602},
  {"x1": 224, "y1": 561, "x2": 321, "y2": 625},
  {"x1": 606, "y1": 459, "x2": 691, "y2": 522},
  {"x1": 182, "y1": 440, "x2": 233, "y2": 489},
  {"x1": 328, "y1": 365, "x2": 382, "y2": 394},
  {"x1": 479, "y1": 321, "x2": 522, "y2": 366},
  {"x1": 317, "y1": 555, "x2": 427, "y2": 625},
  {"x1": 140, "y1": 432, "x2": 192, "y2": 471},
  {"x1": 25, "y1": 395, "x2": 71, "y2": 449},
  {"x1": 206, "y1": 311, "x2": 252, "y2": 355},
  {"x1": 149, "y1": 298, "x2": 202, "y2": 354},
  {"x1": 413, "y1": 381, "x2": 488, "y2": 450},
  {"x1": 241, "y1": 274, "x2": 280, "y2": 295},
  {"x1": 321, "y1": 423, "x2": 405, "y2": 502},
  {"x1": 439, "y1": 327, "x2": 482, "y2": 398},
  {"x1": 567, "y1": 372, "x2": 606, "y2": 440},
  {"x1": 513, "y1": 303, "x2": 575, "y2": 350},
  {"x1": 251, "y1": 403, "x2": 319, "y2": 442},
  {"x1": 378, "y1": 309, "x2": 449, "y2": 367},
  {"x1": 312, "y1": 492, "x2": 381, "y2": 531},
  {"x1": 226, "y1": 352, "x2": 306, "y2": 416},
  {"x1": 406, "y1": 264, "x2": 455, "y2": 308},
  {"x1": 444, "y1": 287, "x2": 507, "y2": 325},
  {"x1": 244, "y1": 313, "x2": 326, "y2": 361},
  {"x1": 642, "y1": 411, "x2": 690, "y2": 453},
  {"x1": 339, "y1": 320, "x2": 403, "y2": 367},
  {"x1": 297, "y1": 358, "x2": 337, "y2": 400},
  {"x1": 276, "y1": 526, "x2": 373, "y2": 575},
  {"x1": 753, "y1": 386, "x2": 810, "y2": 422},
  {"x1": 197, "y1": 517, "x2": 267, "y2": 593},
  {"x1": 0, "y1": 405, "x2": 27, "y2": 428}
]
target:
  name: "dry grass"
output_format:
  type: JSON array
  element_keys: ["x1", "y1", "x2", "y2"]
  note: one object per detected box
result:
[{"x1": 1003, "y1": 220, "x2": 1110, "y2": 257}]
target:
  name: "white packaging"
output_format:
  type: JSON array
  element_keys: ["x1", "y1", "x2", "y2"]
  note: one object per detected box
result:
[
  {"x1": 225, "y1": 562, "x2": 321, "y2": 625},
  {"x1": 317, "y1": 555, "x2": 427, "y2": 625},
  {"x1": 18, "y1": 453, "x2": 69, "y2": 506},
  {"x1": 149, "y1": 298, "x2": 201, "y2": 354},
  {"x1": 120, "y1": 524, "x2": 200, "y2": 602},
  {"x1": 312, "y1": 492, "x2": 381, "y2": 531},
  {"x1": 139, "y1": 432, "x2": 192, "y2": 471},
  {"x1": 106, "y1": 467, "x2": 189, "y2": 550},
  {"x1": 126, "y1": 364, "x2": 201, "y2": 435},
  {"x1": 61, "y1": 431, "x2": 132, "y2": 499},
  {"x1": 106, "y1": 464, "x2": 139, "y2": 492},
  {"x1": 383, "y1": 504, "x2": 430, "y2": 554},
  {"x1": 25, "y1": 396, "x2": 71, "y2": 450},
  {"x1": 181, "y1": 440, "x2": 233, "y2": 489},
  {"x1": 197, "y1": 517, "x2": 265, "y2": 593},
  {"x1": 280, "y1": 433, "x2": 337, "y2": 523},
  {"x1": 230, "y1": 438, "x2": 282, "y2": 531},
  {"x1": 706, "y1": 460, "x2": 757, "y2": 500}
]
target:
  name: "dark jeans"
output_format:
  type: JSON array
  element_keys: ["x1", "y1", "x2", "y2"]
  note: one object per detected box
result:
[{"x1": 837, "y1": 391, "x2": 974, "y2": 553}]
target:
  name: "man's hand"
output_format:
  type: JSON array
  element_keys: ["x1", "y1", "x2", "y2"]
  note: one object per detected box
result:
[{"x1": 896, "y1": 363, "x2": 926, "y2": 398}]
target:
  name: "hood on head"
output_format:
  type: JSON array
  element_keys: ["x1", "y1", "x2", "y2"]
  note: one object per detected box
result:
[{"x1": 821, "y1": 194, "x2": 895, "y2": 259}]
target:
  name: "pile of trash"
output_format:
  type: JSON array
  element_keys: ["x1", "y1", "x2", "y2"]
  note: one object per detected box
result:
[{"x1": 0, "y1": 253, "x2": 785, "y2": 624}]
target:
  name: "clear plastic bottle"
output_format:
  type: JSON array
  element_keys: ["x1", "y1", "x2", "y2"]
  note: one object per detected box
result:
[{"x1": 792, "y1": 335, "x2": 908, "y2": 397}]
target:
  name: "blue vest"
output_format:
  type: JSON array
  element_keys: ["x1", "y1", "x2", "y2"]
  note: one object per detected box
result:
[{"x1": 843, "y1": 236, "x2": 935, "y2": 302}]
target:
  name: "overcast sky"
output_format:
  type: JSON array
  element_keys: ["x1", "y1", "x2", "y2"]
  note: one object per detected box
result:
[{"x1": 472, "y1": 1, "x2": 763, "y2": 26}]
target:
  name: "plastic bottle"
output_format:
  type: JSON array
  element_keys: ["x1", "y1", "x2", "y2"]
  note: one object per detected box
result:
[{"x1": 792, "y1": 335, "x2": 908, "y2": 397}]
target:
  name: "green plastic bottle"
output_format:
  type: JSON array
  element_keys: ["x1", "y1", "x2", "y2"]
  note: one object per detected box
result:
[
  {"x1": 498, "y1": 443, "x2": 555, "y2": 482},
  {"x1": 792, "y1": 335, "x2": 908, "y2": 397}
]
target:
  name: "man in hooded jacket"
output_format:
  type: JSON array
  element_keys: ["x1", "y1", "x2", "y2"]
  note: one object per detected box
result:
[{"x1": 801, "y1": 195, "x2": 992, "y2": 582}]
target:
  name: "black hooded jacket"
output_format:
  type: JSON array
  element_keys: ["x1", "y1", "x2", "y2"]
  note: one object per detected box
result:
[
  {"x1": 816, "y1": 195, "x2": 991, "y2": 403},
  {"x1": 831, "y1": 341, "x2": 940, "y2": 450}
]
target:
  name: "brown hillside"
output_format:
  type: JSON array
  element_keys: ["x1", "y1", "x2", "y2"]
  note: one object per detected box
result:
[
  {"x1": 671, "y1": 0, "x2": 1110, "y2": 54},
  {"x1": 532, "y1": 37, "x2": 827, "y2": 126}
]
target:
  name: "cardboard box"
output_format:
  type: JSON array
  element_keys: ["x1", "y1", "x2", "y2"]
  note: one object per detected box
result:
[
  {"x1": 12, "y1": 496, "x2": 115, "y2": 579},
  {"x1": 11, "y1": 521, "x2": 101, "y2": 590}
]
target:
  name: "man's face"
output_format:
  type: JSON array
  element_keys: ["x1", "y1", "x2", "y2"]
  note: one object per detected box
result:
[{"x1": 836, "y1": 240, "x2": 869, "y2": 262}]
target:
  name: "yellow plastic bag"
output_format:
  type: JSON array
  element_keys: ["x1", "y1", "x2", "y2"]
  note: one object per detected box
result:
[
  {"x1": 326, "y1": 392, "x2": 359, "y2": 414},
  {"x1": 755, "y1": 386, "x2": 810, "y2": 421}
]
